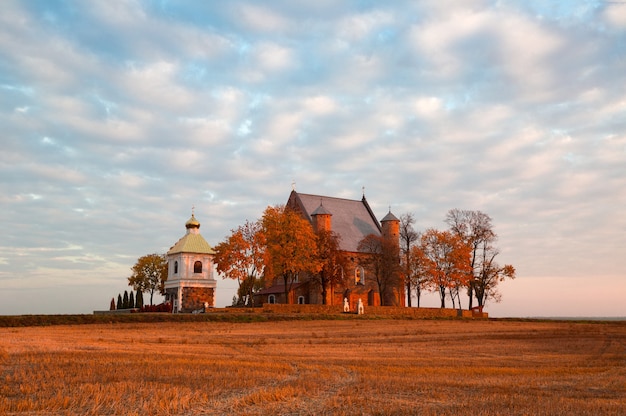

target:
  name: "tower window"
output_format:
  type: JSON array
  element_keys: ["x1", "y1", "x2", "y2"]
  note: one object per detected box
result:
[
  {"x1": 194, "y1": 261, "x2": 202, "y2": 273},
  {"x1": 174, "y1": 261, "x2": 178, "y2": 274}
]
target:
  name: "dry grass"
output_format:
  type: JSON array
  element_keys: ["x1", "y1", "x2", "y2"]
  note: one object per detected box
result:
[{"x1": 1, "y1": 319, "x2": 625, "y2": 415}]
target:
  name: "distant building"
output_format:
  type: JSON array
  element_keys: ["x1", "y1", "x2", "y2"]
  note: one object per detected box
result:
[
  {"x1": 255, "y1": 190, "x2": 403, "y2": 308},
  {"x1": 164, "y1": 213, "x2": 217, "y2": 313}
]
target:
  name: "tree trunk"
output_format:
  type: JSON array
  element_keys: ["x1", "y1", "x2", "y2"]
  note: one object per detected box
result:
[{"x1": 439, "y1": 286, "x2": 446, "y2": 308}]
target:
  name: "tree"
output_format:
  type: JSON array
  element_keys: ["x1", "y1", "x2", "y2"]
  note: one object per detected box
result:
[
  {"x1": 419, "y1": 229, "x2": 471, "y2": 309},
  {"x1": 357, "y1": 234, "x2": 402, "y2": 306},
  {"x1": 313, "y1": 229, "x2": 347, "y2": 305},
  {"x1": 135, "y1": 290, "x2": 144, "y2": 309},
  {"x1": 129, "y1": 291, "x2": 135, "y2": 310},
  {"x1": 408, "y1": 245, "x2": 430, "y2": 307},
  {"x1": 262, "y1": 205, "x2": 321, "y2": 304},
  {"x1": 214, "y1": 220, "x2": 266, "y2": 306},
  {"x1": 399, "y1": 213, "x2": 419, "y2": 307},
  {"x1": 128, "y1": 253, "x2": 168, "y2": 305},
  {"x1": 475, "y1": 242, "x2": 516, "y2": 307},
  {"x1": 122, "y1": 290, "x2": 129, "y2": 309},
  {"x1": 445, "y1": 209, "x2": 514, "y2": 309},
  {"x1": 109, "y1": 298, "x2": 116, "y2": 311},
  {"x1": 117, "y1": 294, "x2": 122, "y2": 310}
]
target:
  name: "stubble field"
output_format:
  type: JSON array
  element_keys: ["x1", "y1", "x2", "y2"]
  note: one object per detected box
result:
[{"x1": 0, "y1": 317, "x2": 625, "y2": 415}]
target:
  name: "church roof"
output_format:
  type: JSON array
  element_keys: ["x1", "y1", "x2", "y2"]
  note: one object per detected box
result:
[
  {"x1": 168, "y1": 214, "x2": 214, "y2": 255},
  {"x1": 381, "y1": 211, "x2": 399, "y2": 222},
  {"x1": 287, "y1": 191, "x2": 382, "y2": 252},
  {"x1": 311, "y1": 203, "x2": 332, "y2": 216},
  {"x1": 167, "y1": 233, "x2": 215, "y2": 255}
]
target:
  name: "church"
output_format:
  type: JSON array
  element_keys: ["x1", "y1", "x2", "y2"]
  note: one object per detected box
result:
[
  {"x1": 163, "y1": 212, "x2": 217, "y2": 313},
  {"x1": 254, "y1": 190, "x2": 404, "y2": 308}
]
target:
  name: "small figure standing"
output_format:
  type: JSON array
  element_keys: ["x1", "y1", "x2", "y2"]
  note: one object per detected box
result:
[
  {"x1": 357, "y1": 298, "x2": 364, "y2": 315},
  {"x1": 343, "y1": 297, "x2": 350, "y2": 313}
]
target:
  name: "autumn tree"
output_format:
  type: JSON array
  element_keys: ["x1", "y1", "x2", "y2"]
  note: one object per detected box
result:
[
  {"x1": 399, "y1": 213, "x2": 419, "y2": 307},
  {"x1": 109, "y1": 298, "x2": 116, "y2": 311},
  {"x1": 128, "y1": 253, "x2": 168, "y2": 305},
  {"x1": 357, "y1": 234, "x2": 402, "y2": 306},
  {"x1": 408, "y1": 244, "x2": 430, "y2": 307},
  {"x1": 419, "y1": 229, "x2": 471, "y2": 309},
  {"x1": 445, "y1": 209, "x2": 515, "y2": 309},
  {"x1": 214, "y1": 220, "x2": 266, "y2": 306},
  {"x1": 313, "y1": 229, "x2": 347, "y2": 305},
  {"x1": 475, "y1": 241, "x2": 516, "y2": 307},
  {"x1": 262, "y1": 205, "x2": 320, "y2": 304}
]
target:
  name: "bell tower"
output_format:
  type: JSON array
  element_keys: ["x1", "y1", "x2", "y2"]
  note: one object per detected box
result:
[{"x1": 164, "y1": 210, "x2": 217, "y2": 313}]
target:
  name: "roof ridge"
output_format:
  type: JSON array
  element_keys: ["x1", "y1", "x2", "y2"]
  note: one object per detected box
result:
[{"x1": 297, "y1": 192, "x2": 362, "y2": 203}]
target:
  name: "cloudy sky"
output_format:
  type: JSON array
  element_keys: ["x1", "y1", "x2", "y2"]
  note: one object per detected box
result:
[{"x1": 2, "y1": 0, "x2": 625, "y2": 317}]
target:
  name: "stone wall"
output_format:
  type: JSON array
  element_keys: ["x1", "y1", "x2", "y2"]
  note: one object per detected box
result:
[
  {"x1": 205, "y1": 304, "x2": 487, "y2": 318},
  {"x1": 181, "y1": 287, "x2": 214, "y2": 313}
]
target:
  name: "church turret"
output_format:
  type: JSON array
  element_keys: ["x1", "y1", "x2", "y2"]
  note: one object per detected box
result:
[
  {"x1": 381, "y1": 210, "x2": 400, "y2": 243},
  {"x1": 185, "y1": 214, "x2": 200, "y2": 233},
  {"x1": 311, "y1": 200, "x2": 332, "y2": 232}
]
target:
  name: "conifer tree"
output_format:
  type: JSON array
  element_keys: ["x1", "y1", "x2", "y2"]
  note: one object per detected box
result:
[
  {"x1": 123, "y1": 291, "x2": 129, "y2": 309},
  {"x1": 129, "y1": 292, "x2": 135, "y2": 310},
  {"x1": 136, "y1": 290, "x2": 144, "y2": 309},
  {"x1": 110, "y1": 298, "x2": 116, "y2": 311},
  {"x1": 117, "y1": 294, "x2": 123, "y2": 310}
]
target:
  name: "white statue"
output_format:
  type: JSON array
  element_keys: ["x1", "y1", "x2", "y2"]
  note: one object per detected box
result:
[
  {"x1": 343, "y1": 297, "x2": 350, "y2": 313},
  {"x1": 357, "y1": 298, "x2": 364, "y2": 315}
]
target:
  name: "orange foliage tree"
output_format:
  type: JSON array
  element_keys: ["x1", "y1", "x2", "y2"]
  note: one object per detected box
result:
[
  {"x1": 128, "y1": 253, "x2": 168, "y2": 306},
  {"x1": 214, "y1": 220, "x2": 266, "y2": 306},
  {"x1": 313, "y1": 229, "x2": 347, "y2": 305},
  {"x1": 407, "y1": 244, "x2": 430, "y2": 307},
  {"x1": 419, "y1": 229, "x2": 471, "y2": 309},
  {"x1": 445, "y1": 209, "x2": 515, "y2": 309},
  {"x1": 261, "y1": 205, "x2": 321, "y2": 304}
]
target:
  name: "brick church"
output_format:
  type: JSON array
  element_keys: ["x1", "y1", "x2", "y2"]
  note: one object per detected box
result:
[{"x1": 255, "y1": 190, "x2": 404, "y2": 308}]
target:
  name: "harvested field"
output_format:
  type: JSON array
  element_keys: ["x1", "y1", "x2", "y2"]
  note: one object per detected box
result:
[{"x1": 1, "y1": 318, "x2": 625, "y2": 415}]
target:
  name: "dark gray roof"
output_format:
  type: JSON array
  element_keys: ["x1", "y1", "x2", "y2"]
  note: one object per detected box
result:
[
  {"x1": 287, "y1": 191, "x2": 381, "y2": 252},
  {"x1": 311, "y1": 203, "x2": 332, "y2": 216},
  {"x1": 381, "y1": 211, "x2": 399, "y2": 222}
]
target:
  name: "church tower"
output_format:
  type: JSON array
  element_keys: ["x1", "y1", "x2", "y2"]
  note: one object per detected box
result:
[
  {"x1": 164, "y1": 211, "x2": 217, "y2": 313},
  {"x1": 381, "y1": 210, "x2": 404, "y2": 306},
  {"x1": 381, "y1": 210, "x2": 400, "y2": 242},
  {"x1": 311, "y1": 200, "x2": 332, "y2": 233}
]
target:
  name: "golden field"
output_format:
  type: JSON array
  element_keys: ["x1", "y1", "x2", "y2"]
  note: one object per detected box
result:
[{"x1": 1, "y1": 317, "x2": 625, "y2": 415}]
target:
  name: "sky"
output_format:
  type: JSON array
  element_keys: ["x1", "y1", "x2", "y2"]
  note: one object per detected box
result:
[{"x1": 1, "y1": 0, "x2": 625, "y2": 317}]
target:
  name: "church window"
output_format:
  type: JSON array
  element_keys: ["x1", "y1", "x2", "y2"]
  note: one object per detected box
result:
[
  {"x1": 298, "y1": 296, "x2": 305, "y2": 304},
  {"x1": 174, "y1": 261, "x2": 178, "y2": 274},
  {"x1": 355, "y1": 267, "x2": 365, "y2": 285},
  {"x1": 268, "y1": 295, "x2": 276, "y2": 304},
  {"x1": 194, "y1": 261, "x2": 202, "y2": 273}
]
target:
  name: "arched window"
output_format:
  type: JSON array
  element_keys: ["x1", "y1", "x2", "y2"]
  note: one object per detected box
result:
[
  {"x1": 194, "y1": 261, "x2": 202, "y2": 273},
  {"x1": 268, "y1": 294, "x2": 276, "y2": 304},
  {"x1": 174, "y1": 261, "x2": 178, "y2": 274},
  {"x1": 355, "y1": 266, "x2": 365, "y2": 285},
  {"x1": 298, "y1": 296, "x2": 305, "y2": 304}
]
